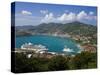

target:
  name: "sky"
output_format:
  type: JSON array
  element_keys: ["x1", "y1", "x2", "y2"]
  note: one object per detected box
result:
[{"x1": 12, "y1": 2, "x2": 97, "y2": 26}]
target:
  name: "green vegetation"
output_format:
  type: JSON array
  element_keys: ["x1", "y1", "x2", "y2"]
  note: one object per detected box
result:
[
  {"x1": 70, "y1": 52, "x2": 97, "y2": 69},
  {"x1": 16, "y1": 22, "x2": 97, "y2": 37},
  {"x1": 14, "y1": 52, "x2": 97, "y2": 73},
  {"x1": 48, "y1": 56, "x2": 69, "y2": 71},
  {"x1": 62, "y1": 22, "x2": 97, "y2": 36}
]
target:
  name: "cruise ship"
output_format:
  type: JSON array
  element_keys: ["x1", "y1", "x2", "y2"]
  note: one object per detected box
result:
[{"x1": 20, "y1": 42, "x2": 48, "y2": 53}]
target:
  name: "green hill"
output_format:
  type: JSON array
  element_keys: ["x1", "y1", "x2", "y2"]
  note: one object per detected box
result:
[{"x1": 16, "y1": 21, "x2": 97, "y2": 37}]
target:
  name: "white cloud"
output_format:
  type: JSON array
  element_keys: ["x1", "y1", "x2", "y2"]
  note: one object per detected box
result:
[
  {"x1": 41, "y1": 11, "x2": 96, "y2": 24},
  {"x1": 57, "y1": 12, "x2": 76, "y2": 23},
  {"x1": 57, "y1": 13, "x2": 68, "y2": 21},
  {"x1": 89, "y1": 11, "x2": 94, "y2": 15},
  {"x1": 21, "y1": 10, "x2": 32, "y2": 15},
  {"x1": 40, "y1": 10, "x2": 48, "y2": 14},
  {"x1": 41, "y1": 12, "x2": 77, "y2": 24},
  {"x1": 77, "y1": 11, "x2": 96, "y2": 21},
  {"x1": 77, "y1": 11, "x2": 87, "y2": 20},
  {"x1": 41, "y1": 13, "x2": 56, "y2": 23},
  {"x1": 68, "y1": 12, "x2": 76, "y2": 21}
]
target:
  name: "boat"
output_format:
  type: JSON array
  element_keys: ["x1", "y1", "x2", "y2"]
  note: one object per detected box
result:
[
  {"x1": 20, "y1": 42, "x2": 48, "y2": 53},
  {"x1": 63, "y1": 46, "x2": 74, "y2": 52}
]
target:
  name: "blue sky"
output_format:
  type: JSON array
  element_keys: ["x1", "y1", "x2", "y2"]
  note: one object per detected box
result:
[{"x1": 12, "y1": 2, "x2": 97, "y2": 26}]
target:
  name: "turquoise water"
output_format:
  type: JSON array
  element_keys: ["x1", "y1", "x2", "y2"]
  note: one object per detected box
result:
[{"x1": 16, "y1": 35, "x2": 80, "y2": 54}]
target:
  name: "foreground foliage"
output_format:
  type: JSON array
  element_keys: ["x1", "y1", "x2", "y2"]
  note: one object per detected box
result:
[{"x1": 14, "y1": 52, "x2": 97, "y2": 73}]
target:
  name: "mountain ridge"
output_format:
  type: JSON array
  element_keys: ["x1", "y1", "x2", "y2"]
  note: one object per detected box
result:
[{"x1": 15, "y1": 21, "x2": 97, "y2": 37}]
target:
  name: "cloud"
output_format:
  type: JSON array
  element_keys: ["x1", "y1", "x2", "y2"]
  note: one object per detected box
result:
[
  {"x1": 77, "y1": 11, "x2": 87, "y2": 20},
  {"x1": 58, "y1": 12, "x2": 76, "y2": 23},
  {"x1": 77, "y1": 11, "x2": 96, "y2": 21},
  {"x1": 21, "y1": 10, "x2": 32, "y2": 15},
  {"x1": 40, "y1": 11, "x2": 97, "y2": 25},
  {"x1": 57, "y1": 13, "x2": 68, "y2": 21},
  {"x1": 41, "y1": 12, "x2": 77, "y2": 24},
  {"x1": 41, "y1": 13, "x2": 56, "y2": 23},
  {"x1": 89, "y1": 11, "x2": 94, "y2": 15},
  {"x1": 40, "y1": 10, "x2": 48, "y2": 14}
]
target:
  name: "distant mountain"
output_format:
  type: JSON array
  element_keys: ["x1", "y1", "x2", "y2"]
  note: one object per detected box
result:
[{"x1": 15, "y1": 21, "x2": 97, "y2": 36}]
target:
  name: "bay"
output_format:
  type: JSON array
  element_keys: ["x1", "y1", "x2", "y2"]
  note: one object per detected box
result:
[{"x1": 16, "y1": 35, "x2": 80, "y2": 54}]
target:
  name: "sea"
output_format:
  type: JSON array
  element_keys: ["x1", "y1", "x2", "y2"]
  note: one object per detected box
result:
[{"x1": 15, "y1": 35, "x2": 80, "y2": 55}]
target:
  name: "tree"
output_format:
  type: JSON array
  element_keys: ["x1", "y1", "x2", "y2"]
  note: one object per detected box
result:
[
  {"x1": 72, "y1": 52, "x2": 97, "y2": 69},
  {"x1": 48, "y1": 55, "x2": 69, "y2": 71}
]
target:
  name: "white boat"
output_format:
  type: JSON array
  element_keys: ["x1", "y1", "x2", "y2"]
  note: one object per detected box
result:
[
  {"x1": 20, "y1": 42, "x2": 48, "y2": 53},
  {"x1": 63, "y1": 46, "x2": 74, "y2": 52}
]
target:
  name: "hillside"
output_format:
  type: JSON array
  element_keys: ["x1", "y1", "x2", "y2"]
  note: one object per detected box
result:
[{"x1": 15, "y1": 21, "x2": 97, "y2": 37}]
